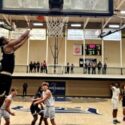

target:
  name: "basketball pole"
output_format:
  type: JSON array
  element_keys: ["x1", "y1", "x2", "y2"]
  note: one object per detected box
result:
[
  {"x1": 53, "y1": 37, "x2": 59, "y2": 74},
  {"x1": 27, "y1": 38, "x2": 30, "y2": 73},
  {"x1": 25, "y1": 16, "x2": 30, "y2": 73},
  {"x1": 64, "y1": 24, "x2": 68, "y2": 73},
  {"x1": 46, "y1": 32, "x2": 49, "y2": 65},
  {"x1": 120, "y1": 32, "x2": 123, "y2": 75},
  {"x1": 101, "y1": 21, "x2": 104, "y2": 65},
  {"x1": 83, "y1": 24, "x2": 86, "y2": 74},
  {"x1": 53, "y1": 37, "x2": 56, "y2": 74}
]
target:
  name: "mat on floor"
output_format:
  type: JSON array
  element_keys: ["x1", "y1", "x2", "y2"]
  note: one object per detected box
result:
[{"x1": 12, "y1": 106, "x2": 102, "y2": 115}]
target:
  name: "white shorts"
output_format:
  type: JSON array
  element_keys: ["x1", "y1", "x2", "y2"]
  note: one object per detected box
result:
[
  {"x1": 44, "y1": 106, "x2": 55, "y2": 119},
  {"x1": 111, "y1": 98, "x2": 119, "y2": 110},
  {"x1": 0, "y1": 109, "x2": 10, "y2": 119}
]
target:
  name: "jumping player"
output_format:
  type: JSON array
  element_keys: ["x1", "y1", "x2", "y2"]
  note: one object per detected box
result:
[
  {"x1": 111, "y1": 83, "x2": 121, "y2": 124},
  {"x1": 0, "y1": 29, "x2": 30, "y2": 107},
  {"x1": 0, "y1": 88, "x2": 17, "y2": 125},
  {"x1": 34, "y1": 82, "x2": 56, "y2": 125}
]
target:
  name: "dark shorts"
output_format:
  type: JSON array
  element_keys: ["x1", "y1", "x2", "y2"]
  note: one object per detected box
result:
[
  {"x1": 30, "y1": 103, "x2": 43, "y2": 116},
  {"x1": 122, "y1": 97, "x2": 125, "y2": 107},
  {"x1": 0, "y1": 74, "x2": 12, "y2": 107}
]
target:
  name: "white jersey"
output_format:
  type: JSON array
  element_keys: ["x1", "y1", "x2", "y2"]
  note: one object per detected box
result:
[
  {"x1": 1, "y1": 94, "x2": 13, "y2": 110},
  {"x1": 42, "y1": 90, "x2": 54, "y2": 107},
  {"x1": 112, "y1": 86, "x2": 120, "y2": 100}
]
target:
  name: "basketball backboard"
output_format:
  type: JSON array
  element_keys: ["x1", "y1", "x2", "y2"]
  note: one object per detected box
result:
[{"x1": 0, "y1": 0, "x2": 113, "y2": 16}]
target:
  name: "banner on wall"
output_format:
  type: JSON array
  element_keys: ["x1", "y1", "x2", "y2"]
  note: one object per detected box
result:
[
  {"x1": 47, "y1": 81, "x2": 65, "y2": 96},
  {"x1": 73, "y1": 44, "x2": 82, "y2": 56}
]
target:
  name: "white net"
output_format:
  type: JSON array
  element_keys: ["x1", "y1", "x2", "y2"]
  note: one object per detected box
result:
[{"x1": 45, "y1": 16, "x2": 68, "y2": 37}]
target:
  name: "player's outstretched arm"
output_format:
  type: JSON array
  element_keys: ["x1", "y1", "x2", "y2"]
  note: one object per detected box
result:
[
  {"x1": 6, "y1": 29, "x2": 30, "y2": 51},
  {"x1": 34, "y1": 91, "x2": 50, "y2": 105}
]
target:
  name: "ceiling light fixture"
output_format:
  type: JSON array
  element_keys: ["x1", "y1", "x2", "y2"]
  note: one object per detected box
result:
[
  {"x1": 33, "y1": 23, "x2": 44, "y2": 26},
  {"x1": 109, "y1": 24, "x2": 120, "y2": 28},
  {"x1": 71, "y1": 24, "x2": 81, "y2": 27}
]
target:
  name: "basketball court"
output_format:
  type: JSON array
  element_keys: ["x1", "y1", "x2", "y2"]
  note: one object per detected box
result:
[
  {"x1": 0, "y1": 97, "x2": 125, "y2": 125},
  {"x1": 0, "y1": 0, "x2": 125, "y2": 125}
]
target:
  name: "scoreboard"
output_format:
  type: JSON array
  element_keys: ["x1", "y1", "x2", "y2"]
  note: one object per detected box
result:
[{"x1": 85, "y1": 44, "x2": 101, "y2": 56}]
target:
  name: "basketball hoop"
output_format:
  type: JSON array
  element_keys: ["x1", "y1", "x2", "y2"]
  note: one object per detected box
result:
[
  {"x1": 37, "y1": 16, "x2": 45, "y2": 22},
  {"x1": 45, "y1": 16, "x2": 68, "y2": 37}
]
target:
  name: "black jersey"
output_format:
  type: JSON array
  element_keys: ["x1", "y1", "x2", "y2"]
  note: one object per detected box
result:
[
  {"x1": 34, "y1": 91, "x2": 42, "y2": 99},
  {"x1": 1, "y1": 47, "x2": 15, "y2": 74},
  {"x1": 30, "y1": 91, "x2": 43, "y2": 115},
  {"x1": 121, "y1": 89, "x2": 125, "y2": 106}
]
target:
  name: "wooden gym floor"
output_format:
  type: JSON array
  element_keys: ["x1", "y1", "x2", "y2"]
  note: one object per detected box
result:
[{"x1": 1, "y1": 97, "x2": 125, "y2": 125}]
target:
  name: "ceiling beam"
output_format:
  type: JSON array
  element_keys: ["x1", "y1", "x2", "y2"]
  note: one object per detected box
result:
[
  {"x1": 103, "y1": 17, "x2": 112, "y2": 29},
  {"x1": 116, "y1": 0, "x2": 125, "y2": 9},
  {"x1": 116, "y1": 0, "x2": 121, "y2": 7},
  {"x1": 103, "y1": 0, "x2": 125, "y2": 29},
  {"x1": 84, "y1": 18, "x2": 90, "y2": 28},
  {"x1": 2, "y1": 14, "x2": 11, "y2": 25},
  {"x1": 24, "y1": 16, "x2": 30, "y2": 27}
]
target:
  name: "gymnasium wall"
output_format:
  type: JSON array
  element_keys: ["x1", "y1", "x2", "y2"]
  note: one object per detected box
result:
[
  {"x1": 104, "y1": 41, "x2": 120, "y2": 67},
  {"x1": 11, "y1": 78, "x2": 125, "y2": 97},
  {"x1": 48, "y1": 37, "x2": 65, "y2": 65},
  {"x1": 29, "y1": 40, "x2": 46, "y2": 62},
  {"x1": 15, "y1": 42, "x2": 28, "y2": 65},
  {"x1": 123, "y1": 38, "x2": 125, "y2": 67},
  {"x1": 15, "y1": 40, "x2": 46, "y2": 64},
  {"x1": 14, "y1": 38, "x2": 124, "y2": 67}
]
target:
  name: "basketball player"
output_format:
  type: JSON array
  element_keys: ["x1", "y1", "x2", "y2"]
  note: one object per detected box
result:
[
  {"x1": 34, "y1": 82, "x2": 56, "y2": 125},
  {"x1": 0, "y1": 88, "x2": 17, "y2": 125},
  {"x1": 0, "y1": 29, "x2": 30, "y2": 107},
  {"x1": 121, "y1": 84, "x2": 125, "y2": 121},
  {"x1": 30, "y1": 86, "x2": 47, "y2": 125},
  {"x1": 111, "y1": 83, "x2": 121, "y2": 124}
]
